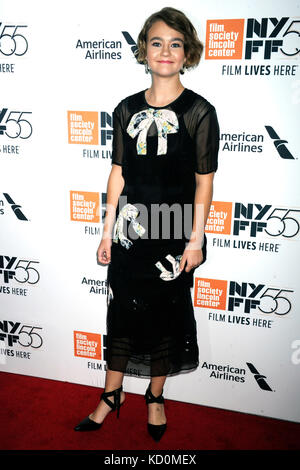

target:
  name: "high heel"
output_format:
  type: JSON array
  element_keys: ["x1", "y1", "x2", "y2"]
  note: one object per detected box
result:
[
  {"x1": 144, "y1": 384, "x2": 167, "y2": 442},
  {"x1": 74, "y1": 385, "x2": 123, "y2": 431}
]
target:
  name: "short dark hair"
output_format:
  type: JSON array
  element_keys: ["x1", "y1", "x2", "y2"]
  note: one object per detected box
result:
[{"x1": 135, "y1": 7, "x2": 204, "y2": 70}]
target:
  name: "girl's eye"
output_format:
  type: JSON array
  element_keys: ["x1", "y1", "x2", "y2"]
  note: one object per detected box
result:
[{"x1": 149, "y1": 41, "x2": 183, "y2": 48}]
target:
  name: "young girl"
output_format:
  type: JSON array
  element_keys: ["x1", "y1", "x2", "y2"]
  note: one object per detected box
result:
[{"x1": 75, "y1": 6, "x2": 219, "y2": 442}]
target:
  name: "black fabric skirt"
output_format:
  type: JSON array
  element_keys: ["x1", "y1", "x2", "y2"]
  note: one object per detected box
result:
[{"x1": 105, "y1": 236, "x2": 207, "y2": 377}]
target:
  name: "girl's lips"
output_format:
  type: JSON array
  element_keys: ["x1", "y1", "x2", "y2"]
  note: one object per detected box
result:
[{"x1": 158, "y1": 60, "x2": 173, "y2": 63}]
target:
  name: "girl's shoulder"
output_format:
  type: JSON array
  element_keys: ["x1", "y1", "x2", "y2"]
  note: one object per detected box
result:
[
  {"x1": 114, "y1": 90, "x2": 146, "y2": 114},
  {"x1": 185, "y1": 89, "x2": 216, "y2": 115}
]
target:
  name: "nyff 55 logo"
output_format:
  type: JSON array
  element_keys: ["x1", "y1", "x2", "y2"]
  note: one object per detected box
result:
[
  {"x1": 0, "y1": 23, "x2": 28, "y2": 56},
  {"x1": 206, "y1": 17, "x2": 300, "y2": 60},
  {"x1": 206, "y1": 201, "x2": 300, "y2": 239},
  {"x1": 194, "y1": 278, "x2": 293, "y2": 316},
  {"x1": 0, "y1": 320, "x2": 43, "y2": 348},
  {"x1": 0, "y1": 255, "x2": 39, "y2": 284}
]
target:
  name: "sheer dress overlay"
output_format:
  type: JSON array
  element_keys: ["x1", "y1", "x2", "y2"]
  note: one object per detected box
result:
[{"x1": 106, "y1": 88, "x2": 219, "y2": 377}]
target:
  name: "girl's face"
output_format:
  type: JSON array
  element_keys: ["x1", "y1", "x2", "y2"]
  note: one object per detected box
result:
[{"x1": 146, "y1": 20, "x2": 186, "y2": 77}]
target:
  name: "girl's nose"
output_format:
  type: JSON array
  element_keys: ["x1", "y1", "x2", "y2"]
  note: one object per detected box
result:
[{"x1": 161, "y1": 43, "x2": 170, "y2": 55}]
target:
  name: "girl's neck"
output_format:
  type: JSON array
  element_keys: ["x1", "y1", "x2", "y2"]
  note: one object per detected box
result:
[{"x1": 145, "y1": 75, "x2": 184, "y2": 107}]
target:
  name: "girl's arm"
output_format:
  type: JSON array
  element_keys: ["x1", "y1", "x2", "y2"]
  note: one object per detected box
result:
[
  {"x1": 97, "y1": 164, "x2": 125, "y2": 263},
  {"x1": 180, "y1": 172, "x2": 215, "y2": 272}
]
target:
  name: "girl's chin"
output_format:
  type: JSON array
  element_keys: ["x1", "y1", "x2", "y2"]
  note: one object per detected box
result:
[{"x1": 150, "y1": 68, "x2": 182, "y2": 77}]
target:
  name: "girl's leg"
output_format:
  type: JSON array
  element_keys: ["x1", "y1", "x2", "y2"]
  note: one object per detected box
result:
[
  {"x1": 90, "y1": 368, "x2": 125, "y2": 423},
  {"x1": 147, "y1": 375, "x2": 167, "y2": 425}
]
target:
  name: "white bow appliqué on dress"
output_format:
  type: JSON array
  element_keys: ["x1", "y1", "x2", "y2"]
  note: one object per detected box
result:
[
  {"x1": 127, "y1": 108, "x2": 179, "y2": 155},
  {"x1": 155, "y1": 254, "x2": 183, "y2": 281},
  {"x1": 113, "y1": 203, "x2": 146, "y2": 250}
]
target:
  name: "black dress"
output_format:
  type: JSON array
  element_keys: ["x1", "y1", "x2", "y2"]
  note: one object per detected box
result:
[{"x1": 106, "y1": 88, "x2": 219, "y2": 377}]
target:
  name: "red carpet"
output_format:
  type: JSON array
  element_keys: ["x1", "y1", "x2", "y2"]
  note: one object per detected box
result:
[{"x1": 1, "y1": 371, "x2": 299, "y2": 451}]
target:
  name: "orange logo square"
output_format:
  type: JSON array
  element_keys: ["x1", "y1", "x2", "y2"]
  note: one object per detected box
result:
[
  {"x1": 205, "y1": 201, "x2": 232, "y2": 235},
  {"x1": 70, "y1": 190, "x2": 100, "y2": 223},
  {"x1": 205, "y1": 19, "x2": 245, "y2": 60},
  {"x1": 194, "y1": 278, "x2": 227, "y2": 310},
  {"x1": 74, "y1": 331, "x2": 101, "y2": 359},
  {"x1": 68, "y1": 111, "x2": 98, "y2": 145}
]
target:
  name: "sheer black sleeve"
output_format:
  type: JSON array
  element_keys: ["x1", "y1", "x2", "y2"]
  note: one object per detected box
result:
[
  {"x1": 111, "y1": 104, "x2": 124, "y2": 166},
  {"x1": 194, "y1": 106, "x2": 220, "y2": 174}
]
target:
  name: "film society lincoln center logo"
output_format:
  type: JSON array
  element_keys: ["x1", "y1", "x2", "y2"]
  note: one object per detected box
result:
[
  {"x1": 70, "y1": 190, "x2": 99, "y2": 223},
  {"x1": 205, "y1": 19, "x2": 245, "y2": 59},
  {"x1": 74, "y1": 331, "x2": 101, "y2": 360},
  {"x1": 68, "y1": 111, "x2": 98, "y2": 145}
]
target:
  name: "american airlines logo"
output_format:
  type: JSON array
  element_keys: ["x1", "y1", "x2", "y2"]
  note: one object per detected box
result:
[
  {"x1": 1, "y1": 193, "x2": 28, "y2": 220},
  {"x1": 246, "y1": 362, "x2": 273, "y2": 391},
  {"x1": 265, "y1": 126, "x2": 296, "y2": 160},
  {"x1": 121, "y1": 31, "x2": 138, "y2": 56}
]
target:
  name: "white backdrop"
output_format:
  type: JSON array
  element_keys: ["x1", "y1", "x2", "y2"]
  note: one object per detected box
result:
[{"x1": 0, "y1": 0, "x2": 299, "y2": 423}]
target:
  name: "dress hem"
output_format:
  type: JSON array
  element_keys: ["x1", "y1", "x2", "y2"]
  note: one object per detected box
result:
[{"x1": 106, "y1": 362, "x2": 199, "y2": 379}]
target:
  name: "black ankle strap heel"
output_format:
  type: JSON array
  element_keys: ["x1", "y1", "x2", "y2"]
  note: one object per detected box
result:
[
  {"x1": 144, "y1": 384, "x2": 167, "y2": 442},
  {"x1": 144, "y1": 384, "x2": 165, "y2": 404},
  {"x1": 74, "y1": 385, "x2": 123, "y2": 431},
  {"x1": 101, "y1": 385, "x2": 123, "y2": 418}
]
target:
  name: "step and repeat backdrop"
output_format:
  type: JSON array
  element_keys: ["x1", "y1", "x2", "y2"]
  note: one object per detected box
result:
[{"x1": 0, "y1": 0, "x2": 299, "y2": 423}]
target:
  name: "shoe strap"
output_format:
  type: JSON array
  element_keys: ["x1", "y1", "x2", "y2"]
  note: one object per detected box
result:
[
  {"x1": 145, "y1": 385, "x2": 164, "y2": 404},
  {"x1": 101, "y1": 385, "x2": 123, "y2": 417}
]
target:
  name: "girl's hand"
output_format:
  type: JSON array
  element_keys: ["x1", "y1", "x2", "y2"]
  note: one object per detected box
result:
[
  {"x1": 179, "y1": 247, "x2": 203, "y2": 273},
  {"x1": 97, "y1": 237, "x2": 112, "y2": 264}
]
